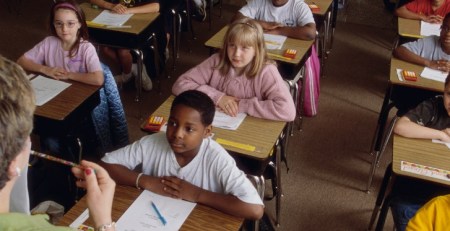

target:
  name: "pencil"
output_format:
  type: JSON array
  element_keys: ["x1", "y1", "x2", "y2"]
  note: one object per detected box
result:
[{"x1": 30, "y1": 150, "x2": 82, "y2": 168}]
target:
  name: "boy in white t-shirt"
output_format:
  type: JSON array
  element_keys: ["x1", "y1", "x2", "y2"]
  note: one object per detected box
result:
[{"x1": 101, "y1": 90, "x2": 264, "y2": 220}]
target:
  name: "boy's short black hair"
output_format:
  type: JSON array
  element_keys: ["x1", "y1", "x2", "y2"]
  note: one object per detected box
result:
[{"x1": 171, "y1": 90, "x2": 215, "y2": 126}]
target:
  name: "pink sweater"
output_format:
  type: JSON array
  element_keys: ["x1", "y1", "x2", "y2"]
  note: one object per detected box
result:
[{"x1": 172, "y1": 54, "x2": 296, "y2": 122}]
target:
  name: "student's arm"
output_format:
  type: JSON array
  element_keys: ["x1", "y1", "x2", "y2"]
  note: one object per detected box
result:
[
  {"x1": 395, "y1": 5, "x2": 443, "y2": 23},
  {"x1": 172, "y1": 55, "x2": 226, "y2": 103},
  {"x1": 393, "y1": 46, "x2": 446, "y2": 71},
  {"x1": 268, "y1": 23, "x2": 316, "y2": 40},
  {"x1": 90, "y1": 0, "x2": 127, "y2": 14},
  {"x1": 232, "y1": 12, "x2": 283, "y2": 31},
  {"x1": 394, "y1": 116, "x2": 450, "y2": 142},
  {"x1": 238, "y1": 65, "x2": 296, "y2": 121},
  {"x1": 125, "y1": 2, "x2": 159, "y2": 14},
  {"x1": 99, "y1": 161, "x2": 170, "y2": 197},
  {"x1": 17, "y1": 55, "x2": 66, "y2": 79},
  {"x1": 65, "y1": 71, "x2": 104, "y2": 86},
  {"x1": 161, "y1": 176, "x2": 264, "y2": 220}
]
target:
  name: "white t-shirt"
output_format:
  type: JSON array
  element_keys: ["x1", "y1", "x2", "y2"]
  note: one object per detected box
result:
[
  {"x1": 102, "y1": 132, "x2": 263, "y2": 205},
  {"x1": 402, "y1": 35, "x2": 450, "y2": 61},
  {"x1": 239, "y1": 0, "x2": 315, "y2": 27}
]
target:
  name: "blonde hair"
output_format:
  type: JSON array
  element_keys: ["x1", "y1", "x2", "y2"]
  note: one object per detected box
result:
[{"x1": 217, "y1": 18, "x2": 274, "y2": 78}]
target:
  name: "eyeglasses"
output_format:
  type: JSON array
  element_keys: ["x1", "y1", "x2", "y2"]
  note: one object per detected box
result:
[{"x1": 53, "y1": 21, "x2": 79, "y2": 29}]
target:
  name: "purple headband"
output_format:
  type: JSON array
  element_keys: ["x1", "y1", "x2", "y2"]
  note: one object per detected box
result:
[{"x1": 54, "y1": 2, "x2": 77, "y2": 12}]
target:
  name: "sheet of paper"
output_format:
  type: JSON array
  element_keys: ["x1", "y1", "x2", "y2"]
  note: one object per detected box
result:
[
  {"x1": 92, "y1": 10, "x2": 133, "y2": 26},
  {"x1": 401, "y1": 160, "x2": 450, "y2": 181},
  {"x1": 420, "y1": 67, "x2": 447, "y2": 82},
  {"x1": 30, "y1": 75, "x2": 71, "y2": 106},
  {"x1": 263, "y1": 34, "x2": 287, "y2": 50},
  {"x1": 420, "y1": 21, "x2": 441, "y2": 36},
  {"x1": 212, "y1": 111, "x2": 246, "y2": 130},
  {"x1": 396, "y1": 68, "x2": 404, "y2": 81},
  {"x1": 432, "y1": 139, "x2": 450, "y2": 149},
  {"x1": 116, "y1": 190, "x2": 196, "y2": 231}
]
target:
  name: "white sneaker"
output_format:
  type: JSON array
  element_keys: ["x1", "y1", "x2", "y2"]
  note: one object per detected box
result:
[
  {"x1": 114, "y1": 74, "x2": 123, "y2": 85},
  {"x1": 134, "y1": 64, "x2": 152, "y2": 91},
  {"x1": 122, "y1": 72, "x2": 133, "y2": 83}
]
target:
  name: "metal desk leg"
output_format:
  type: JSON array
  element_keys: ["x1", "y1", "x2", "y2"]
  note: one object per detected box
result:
[
  {"x1": 368, "y1": 164, "x2": 394, "y2": 230},
  {"x1": 298, "y1": 66, "x2": 306, "y2": 131},
  {"x1": 248, "y1": 174, "x2": 265, "y2": 231}
]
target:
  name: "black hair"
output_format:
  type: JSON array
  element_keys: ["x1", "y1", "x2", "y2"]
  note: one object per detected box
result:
[{"x1": 171, "y1": 90, "x2": 215, "y2": 126}]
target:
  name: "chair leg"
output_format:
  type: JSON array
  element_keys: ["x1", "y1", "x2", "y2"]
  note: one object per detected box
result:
[
  {"x1": 377, "y1": 115, "x2": 399, "y2": 166},
  {"x1": 275, "y1": 142, "x2": 282, "y2": 227},
  {"x1": 368, "y1": 164, "x2": 393, "y2": 230}
]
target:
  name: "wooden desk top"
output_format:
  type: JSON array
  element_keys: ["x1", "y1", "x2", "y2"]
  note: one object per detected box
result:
[
  {"x1": 150, "y1": 96, "x2": 286, "y2": 159},
  {"x1": 390, "y1": 57, "x2": 444, "y2": 93},
  {"x1": 34, "y1": 79, "x2": 100, "y2": 121},
  {"x1": 306, "y1": 0, "x2": 333, "y2": 16},
  {"x1": 59, "y1": 185, "x2": 243, "y2": 231},
  {"x1": 393, "y1": 135, "x2": 450, "y2": 186},
  {"x1": 80, "y1": 3, "x2": 159, "y2": 35},
  {"x1": 398, "y1": 17, "x2": 422, "y2": 39},
  {"x1": 204, "y1": 26, "x2": 314, "y2": 65}
]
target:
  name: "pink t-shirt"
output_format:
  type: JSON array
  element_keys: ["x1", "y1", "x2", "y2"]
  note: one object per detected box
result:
[
  {"x1": 24, "y1": 36, "x2": 102, "y2": 73},
  {"x1": 172, "y1": 54, "x2": 296, "y2": 122},
  {"x1": 406, "y1": 0, "x2": 450, "y2": 17}
]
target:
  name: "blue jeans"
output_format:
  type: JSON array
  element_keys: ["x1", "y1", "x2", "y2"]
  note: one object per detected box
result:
[{"x1": 390, "y1": 197, "x2": 423, "y2": 231}]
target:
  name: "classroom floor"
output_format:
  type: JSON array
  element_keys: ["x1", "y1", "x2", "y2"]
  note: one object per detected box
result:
[{"x1": 1, "y1": 0, "x2": 400, "y2": 229}]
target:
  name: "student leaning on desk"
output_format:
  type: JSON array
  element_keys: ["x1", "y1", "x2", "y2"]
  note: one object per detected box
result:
[
  {"x1": 0, "y1": 56, "x2": 117, "y2": 231},
  {"x1": 100, "y1": 90, "x2": 264, "y2": 220},
  {"x1": 172, "y1": 18, "x2": 296, "y2": 122},
  {"x1": 395, "y1": 0, "x2": 450, "y2": 24},
  {"x1": 386, "y1": 75, "x2": 450, "y2": 231},
  {"x1": 232, "y1": 0, "x2": 316, "y2": 40}
]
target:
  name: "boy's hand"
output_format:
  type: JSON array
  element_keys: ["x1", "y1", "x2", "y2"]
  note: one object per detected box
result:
[
  {"x1": 261, "y1": 21, "x2": 283, "y2": 31},
  {"x1": 140, "y1": 175, "x2": 172, "y2": 197},
  {"x1": 428, "y1": 60, "x2": 450, "y2": 72},
  {"x1": 161, "y1": 176, "x2": 202, "y2": 202},
  {"x1": 424, "y1": 15, "x2": 443, "y2": 24}
]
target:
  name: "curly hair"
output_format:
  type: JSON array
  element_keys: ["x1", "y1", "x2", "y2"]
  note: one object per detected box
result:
[
  {"x1": 0, "y1": 56, "x2": 35, "y2": 190},
  {"x1": 171, "y1": 90, "x2": 215, "y2": 126}
]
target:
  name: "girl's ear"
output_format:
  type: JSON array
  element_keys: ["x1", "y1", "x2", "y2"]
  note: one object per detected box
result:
[{"x1": 203, "y1": 125, "x2": 212, "y2": 138}]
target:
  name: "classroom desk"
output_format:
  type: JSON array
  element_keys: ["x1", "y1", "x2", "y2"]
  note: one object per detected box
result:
[
  {"x1": 148, "y1": 95, "x2": 287, "y2": 225},
  {"x1": 59, "y1": 185, "x2": 243, "y2": 231},
  {"x1": 368, "y1": 135, "x2": 450, "y2": 230},
  {"x1": 80, "y1": 3, "x2": 161, "y2": 102},
  {"x1": 307, "y1": 0, "x2": 334, "y2": 61},
  {"x1": 33, "y1": 78, "x2": 101, "y2": 137},
  {"x1": 397, "y1": 17, "x2": 422, "y2": 39},
  {"x1": 367, "y1": 58, "x2": 444, "y2": 192}
]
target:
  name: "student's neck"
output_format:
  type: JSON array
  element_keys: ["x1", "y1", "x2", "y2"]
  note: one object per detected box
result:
[
  {"x1": 175, "y1": 155, "x2": 195, "y2": 167},
  {"x1": 61, "y1": 39, "x2": 76, "y2": 51}
]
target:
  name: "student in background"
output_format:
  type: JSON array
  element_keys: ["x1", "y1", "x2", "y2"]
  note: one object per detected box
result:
[
  {"x1": 101, "y1": 90, "x2": 264, "y2": 220},
  {"x1": 395, "y1": 0, "x2": 450, "y2": 24},
  {"x1": 90, "y1": 0, "x2": 158, "y2": 91},
  {"x1": 0, "y1": 55, "x2": 116, "y2": 231},
  {"x1": 172, "y1": 18, "x2": 296, "y2": 122},
  {"x1": 389, "y1": 76, "x2": 450, "y2": 231},
  {"x1": 406, "y1": 194, "x2": 450, "y2": 231},
  {"x1": 394, "y1": 12, "x2": 450, "y2": 72},
  {"x1": 232, "y1": 0, "x2": 316, "y2": 40},
  {"x1": 17, "y1": 0, "x2": 103, "y2": 86}
]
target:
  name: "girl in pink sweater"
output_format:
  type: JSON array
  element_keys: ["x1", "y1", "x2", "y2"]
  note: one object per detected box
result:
[{"x1": 172, "y1": 18, "x2": 295, "y2": 122}]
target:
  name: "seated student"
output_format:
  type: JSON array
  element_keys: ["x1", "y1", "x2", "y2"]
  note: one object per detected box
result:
[
  {"x1": 389, "y1": 75, "x2": 450, "y2": 231},
  {"x1": 0, "y1": 55, "x2": 116, "y2": 231},
  {"x1": 100, "y1": 90, "x2": 264, "y2": 220},
  {"x1": 395, "y1": 0, "x2": 450, "y2": 24},
  {"x1": 394, "y1": 12, "x2": 450, "y2": 72},
  {"x1": 89, "y1": 0, "x2": 159, "y2": 91},
  {"x1": 232, "y1": 0, "x2": 316, "y2": 41},
  {"x1": 17, "y1": 0, "x2": 103, "y2": 86},
  {"x1": 406, "y1": 194, "x2": 450, "y2": 231},
  {"x1": 172, "y1": 19, "x2": 296, "y2": 122}
]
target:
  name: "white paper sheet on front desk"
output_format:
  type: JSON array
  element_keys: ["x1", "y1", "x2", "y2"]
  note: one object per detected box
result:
[
  {"x1": 30, "y1": 75, "x2": 71, "y2": 106},
  {"x1": 116, "y1": 190, "x2": 196, "y2": 231}
]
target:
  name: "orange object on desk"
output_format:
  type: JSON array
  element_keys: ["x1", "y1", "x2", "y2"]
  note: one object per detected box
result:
[{"x1": 143, "y1": 115, "x2": 165, "y2": 132}]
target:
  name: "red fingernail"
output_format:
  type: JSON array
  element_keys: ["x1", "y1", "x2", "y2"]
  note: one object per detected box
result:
[{"x1": 85, "y1": 168, "x2": 92, "y2": 175}]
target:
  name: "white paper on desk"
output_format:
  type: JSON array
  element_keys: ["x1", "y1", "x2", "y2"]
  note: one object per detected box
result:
[
  {"x1": 396, "y1": 68, "x2": 405, "y2": 81},
  {"x1": 30, "y1": 75, "x2": 71, "y2": 106},
  {"x1": 432, "y1": 139, "x2": 450, "y2": 149},
  {"x1": 92, "y1": 10, "x2": 133, "y2": 26},
  {"x1": 420, "y1": 21, "x2": 441, "y2": 36},
  {"x1": 263, "y1": 34, "x2": 287, "y2": 50},
  {"x1": 212, "y1": 111, "x2": 246, "y2": 130},
  {"x1": 116, "y1": 190, "x2": 196, "y2": 231},
  {"x1": 420, "y1": 67, "x2": 447, "y2": 82}
]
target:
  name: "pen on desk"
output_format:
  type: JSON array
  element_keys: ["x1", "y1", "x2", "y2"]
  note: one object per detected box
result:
[
  {"x1": 30, "y1": 150, "x2": 83, "y2": 168},
  {"x1": 151, "y1": 201, "x2": 167, "y2": 226},
  {"x1": 106, "y1": 25, "x2": 132, "y2": 29}
]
